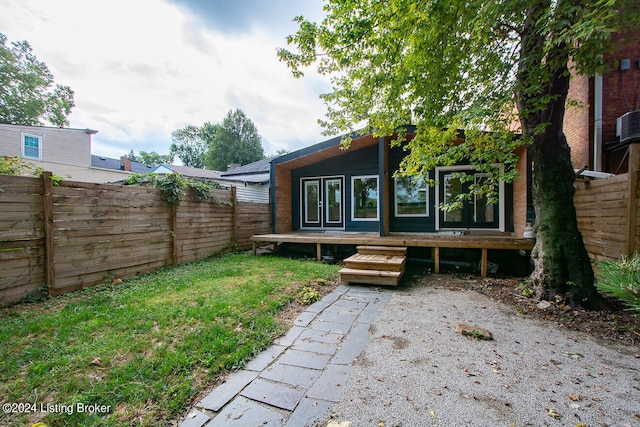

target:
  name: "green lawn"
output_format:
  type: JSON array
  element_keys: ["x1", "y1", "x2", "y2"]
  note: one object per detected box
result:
[{"x1": 0, "y1": 253, "x2": 340, "y2": 426}]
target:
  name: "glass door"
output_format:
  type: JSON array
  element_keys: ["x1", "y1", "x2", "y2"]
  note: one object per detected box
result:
[
  {"x1": 439, "y1": 170, "x2": 499, "y2": 229},
  {"x1": 301, "y1": 177, "x2": 344, "y2": 229},
  {"x1": 302, "y1": 179, "x2": 320, "y2": 228},
  {"x1": 324, "y1": 178, "x2": 343, "y2": 226}
]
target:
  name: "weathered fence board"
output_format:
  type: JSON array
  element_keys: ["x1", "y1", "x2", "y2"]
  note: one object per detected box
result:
[
  {"x1": 0, "y1": 175, "x2": 45, "y2": 302},
  {"x1": 574, "y1": 171, "x2": 639, "y2": 261},
  {"x1": 0, "y1": 175, "x2": 270, "y2": 305}
]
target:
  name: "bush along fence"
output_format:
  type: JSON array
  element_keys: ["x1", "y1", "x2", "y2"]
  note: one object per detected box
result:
[{"x1": 0, "y1": 173, "x2": 270, "y2": 305}]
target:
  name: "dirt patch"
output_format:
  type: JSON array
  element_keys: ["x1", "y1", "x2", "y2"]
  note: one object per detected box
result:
[
  {"x1": 280, "y1": 266, "x2": 640, "y2": 349},
  {"x1": 404, "y1": 267, "x2": 640, "y2": 348}
]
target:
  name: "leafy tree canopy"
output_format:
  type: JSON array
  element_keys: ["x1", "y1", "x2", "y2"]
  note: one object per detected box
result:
[
  {"x1": 279, "y1": 0, "x2": 633, "y2": 184},
  {"x1": 169, "y1": 124, "x2": 210, "y2": 168},
  {"x1": 278, "y1": 0, "x2": 640, "y2": 305},
  {"x1": 0, "y1": 33, "x2": 75, "y2": 127},
  {"x1": 127, "y1": 149, "x2": 174, "y2": 165},
  {"x1": 205, "y1": 109, "x2": 265, "y2": 170}
]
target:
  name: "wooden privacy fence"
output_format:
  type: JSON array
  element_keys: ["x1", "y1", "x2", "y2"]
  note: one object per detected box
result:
[
  {"x1": 0, "y1": 174, "x2": 270, "y2": 305},
  {"x1": 574, "y1": 171, "x2": 639, "y2": 261}
]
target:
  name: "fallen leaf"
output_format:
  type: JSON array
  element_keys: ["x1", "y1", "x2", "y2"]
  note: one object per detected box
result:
[
  {"x1": 569, "y1": 394, "x2": 582, "y2": 401},
  {"x1": 90, "y1": 357, "x2": 102, "y2": 366},
  {"x1": 547, "y1": 409, "x2": 561, "y2": 419},
  {"x1": 232, "y1": 412, "x2": 243, "y2": 420},
  {"x1": 430, "y1": 409, "x2": 437, "y2": 418}
]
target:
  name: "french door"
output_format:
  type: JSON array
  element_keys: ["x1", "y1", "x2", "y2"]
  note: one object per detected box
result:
[
  {"x1": 439, "y1": 169, "x2": 499, "y2": 229},
  {"x1": 301, "y1": 176, "x2": 344, "y2": 229}
]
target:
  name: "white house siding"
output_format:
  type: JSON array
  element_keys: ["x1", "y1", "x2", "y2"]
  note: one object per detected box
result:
[
  {"x1": 0, "y1": 123, "x2": 92, "y2": 168},
  {"x1": 233, "y1": 183, "x2": 269, "y2": 203}
]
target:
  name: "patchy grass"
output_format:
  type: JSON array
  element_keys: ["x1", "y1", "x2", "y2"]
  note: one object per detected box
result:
[{"x1": 0, "y1": 253, "x2": 340, "y2": 426}]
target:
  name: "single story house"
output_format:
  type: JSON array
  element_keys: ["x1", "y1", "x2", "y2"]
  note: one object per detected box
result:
[
  {"x1": 269, "y1": 127, "x2": 531, "y2": 238},
  {"x1": 217, "y1": 159, "x2": 270, "y2": 204}
]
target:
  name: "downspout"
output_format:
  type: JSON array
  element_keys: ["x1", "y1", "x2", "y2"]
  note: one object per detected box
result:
[{"x1": 594, "y1": 72, "x2": 603, "y2": 172}]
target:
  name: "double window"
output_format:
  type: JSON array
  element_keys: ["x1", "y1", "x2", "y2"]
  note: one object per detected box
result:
[{"x1": 22, "y1": 134, "x2": 42, "y2": 159}]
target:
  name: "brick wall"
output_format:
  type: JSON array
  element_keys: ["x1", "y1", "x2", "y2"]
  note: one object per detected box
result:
[
  {"x1": 602, "y1": 31, "x2": 640, "y2": 143},
  {"x1": 565, "y1": 72, "x2": 591, "y2": 170},
  {"x1": 564, "y1": 30, "x2": 640, "y2": 173}
]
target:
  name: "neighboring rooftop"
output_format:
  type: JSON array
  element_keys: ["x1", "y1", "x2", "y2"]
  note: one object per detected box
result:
[
  {"x1": 91, "y1": 155, "x2": 154, "y2": 174},
  {"x1": 221, "y1": 158, "x2": 271, "y2": 176},
  {"x1": 152, "y1": 164, "x2": 223, "y2": 180},
  {"x1": 219, "y1": 158, "x2": 271, "y2": 185}
]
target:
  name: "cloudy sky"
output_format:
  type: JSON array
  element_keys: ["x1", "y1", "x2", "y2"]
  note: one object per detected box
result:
[{"x1": 0, "y1": 0, "x2": 331, "y2": 160}]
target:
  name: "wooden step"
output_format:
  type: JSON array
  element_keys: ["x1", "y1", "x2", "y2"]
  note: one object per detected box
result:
[
  {"x1": 356, "y1": 245, "x2": 407, "y2": 256},
  {"x1": 343, "y1": 253, "x2": 406, "y2": 272},
  {"x1": 339, "y1": 267, "x2": 404, "y2": 286}
]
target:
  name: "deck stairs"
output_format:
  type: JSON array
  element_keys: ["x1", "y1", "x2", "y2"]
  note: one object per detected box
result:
[{"x1": 339, "y1": 246, "x2": 407, "y2": 286}]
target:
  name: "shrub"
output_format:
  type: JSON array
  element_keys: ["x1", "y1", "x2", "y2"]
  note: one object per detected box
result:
[
  {"x1": 297, "y1": 286, "x2": 321, "y2": 305},
  {"x1": 596, "y1": 253, "x2": 640, "y2": 314}
]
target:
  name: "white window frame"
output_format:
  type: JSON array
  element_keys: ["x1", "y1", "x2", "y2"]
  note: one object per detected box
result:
[
  {"x1": 302, "y1": 179, "x2": 321, "y2": 225},
  {"x1": 394, "y1": 174, "x2": 429, "y2": 217},
  {"x1": 22, "y1": 133, "x2": 42, "y2": 159},
  {"x1": 434, "y1": 165, "x2": 505, "y2": 232},
  {"x1": 351, "y1": 175, "x2": 379, "y2": 221},
  {"x1": 324, "y1": 178, "x2": 343, "y2": 224}
]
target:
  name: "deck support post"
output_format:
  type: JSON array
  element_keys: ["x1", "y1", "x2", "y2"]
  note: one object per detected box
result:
[
  {"x1": 252, "y1": 241, "x2": 257, "y2": 256},
  {"x1": 433, "y1": 247, "x2": 440, "y2": 273},
  {"x1": 316, "y1": 243, "x2": 322, "y2": 261},
  {"x1": 481, "y1": 248, "x2": 488, "y2": 278}
]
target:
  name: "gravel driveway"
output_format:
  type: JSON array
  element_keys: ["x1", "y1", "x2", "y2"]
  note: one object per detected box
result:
[{"x1": 327, "y1": 281, "x2": 640, "y2": 427}]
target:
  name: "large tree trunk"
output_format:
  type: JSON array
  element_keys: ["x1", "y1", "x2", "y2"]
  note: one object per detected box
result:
[
  {"x1": 523, "y1": 67, "x2": 598, "y2": 306},
  {"x1": 528, "y1": 123, "x2": 597, "y2": 305},
  {"x1": 516, "y1": 2, "x2": 599, "y2": 307}
]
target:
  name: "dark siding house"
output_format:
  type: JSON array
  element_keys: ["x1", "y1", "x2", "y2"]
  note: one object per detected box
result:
[{"x1": 270, "y1": 128, "x2": 529, "y2": 237}]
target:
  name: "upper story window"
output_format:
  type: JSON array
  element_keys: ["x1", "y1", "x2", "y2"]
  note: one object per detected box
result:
[
  {"x1": 352, "y1": 175, "x2": 379, "y2": 221},
  {"x1": 22, "y1": 134, "x2": 41, "y2": 159},
  {"x1": 395, "y1": 175, "x2": 428, "y2": 217}
]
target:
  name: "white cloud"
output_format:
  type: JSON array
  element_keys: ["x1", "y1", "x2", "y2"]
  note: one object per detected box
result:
[{"x1": 0, "y1": 0, "x2": 331, "y2": 160}]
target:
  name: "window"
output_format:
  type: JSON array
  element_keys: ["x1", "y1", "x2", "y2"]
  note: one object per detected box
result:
[
  {"x1": 395, "y1": 175, "x2": 428, "y2": 217},
  {"x1": 352, "y1": 176, "x2": 379, "y2": 220},
  {"x1": 22, "y1": 134, "x2": 41, "y2": 159}
]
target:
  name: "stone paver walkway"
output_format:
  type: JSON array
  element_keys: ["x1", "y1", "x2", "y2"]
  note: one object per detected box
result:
[{"x1": 179, "y1": 285, "x2": 392, "y2": 427}]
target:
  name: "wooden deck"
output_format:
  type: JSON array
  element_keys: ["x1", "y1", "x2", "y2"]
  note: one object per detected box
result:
[{"x1": 251, "y1": 232, "x2": 535, "y2": 277}]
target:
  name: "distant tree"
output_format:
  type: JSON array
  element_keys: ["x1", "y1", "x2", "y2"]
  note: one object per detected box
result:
[
  {"x1": 169, "y1": 124, "x2": 209, "y2": 168},
  {"x1": 273, "y1": 148, "x2": 290, "y2": 157},
  {"x1": 205, "y1": 109, "x2": 265, "y2": 170},
  {"x1": 0, "y1": 33, "x2": 75, "y2": 127},
  {"x1": 127, "y1": 149, "x2": 173, "y2": 165}
]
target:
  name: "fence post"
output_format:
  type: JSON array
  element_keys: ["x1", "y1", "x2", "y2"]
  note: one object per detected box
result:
[
  {"x1": 172, "y1": 205, "x2": 179, "y2": 265},
  {"x1": 42, "y1": 172, "x2": 55, "y2": 294},
  {"x1": 626, "y1": 170, "x2": 639, "y2": 257},
  {"x1": 231, "y1": 186, "x2": 238, "y2": 246}
]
